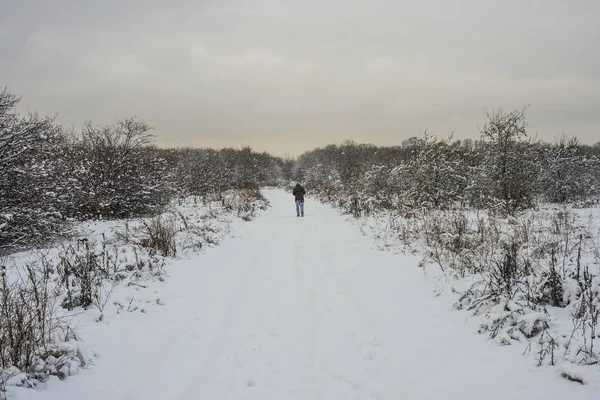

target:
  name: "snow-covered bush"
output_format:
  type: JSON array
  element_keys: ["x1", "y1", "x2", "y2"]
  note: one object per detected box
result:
[
  {"x1": 539, "y1": 135, "x2": 600, "y2": 205},
  {"x1": 0, "y1": 88, "x2": 68, "y2": 253},
  {"x1": 61, "y1": 118, "x2": 173, "y2": 220},
  {"x1": 57, "y1": 238, "x2": 116, "y2": 310},
  {"x1": 0, "y1": 256, "x2": 84, "y2": 394},
  {"x1": 139, "y1": 216, "x2": 177, "y2": 258},
  {"x1": 173, "y1": 147, "x2": 285, "y2": 198},
  {"x1": 222, "y1": 188, "x2": 270, "y2": 221}
]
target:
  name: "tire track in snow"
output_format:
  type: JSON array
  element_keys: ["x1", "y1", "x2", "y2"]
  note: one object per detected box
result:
[
  {"x1": 292, "y1": 229, "x2": 324, "y2": 394},
  {"x1": 179, "y1": 226, "x2": 281, "y2": 399},
  {"x1": 292, "y1": 221, "x2": 384, "y2": 399},
  {"x1": 322, "y1": 242, "x2": 388, "y2": 398},
  {"x1": 320, "y1": 239, "x2": 385, "y2": 363},
  {"x1": 127, "y1": 228, "x2": 278, "y2": 400}
]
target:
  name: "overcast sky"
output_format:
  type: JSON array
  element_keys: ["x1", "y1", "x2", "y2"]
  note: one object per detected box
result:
[{"x1": 1, "y1": 0, "x2": 599, "y2": 156}]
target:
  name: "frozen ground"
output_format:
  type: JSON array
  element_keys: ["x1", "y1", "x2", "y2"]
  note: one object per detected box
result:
[{"x1": 9, "y1": 189, "x2": 599, "y2": 400}]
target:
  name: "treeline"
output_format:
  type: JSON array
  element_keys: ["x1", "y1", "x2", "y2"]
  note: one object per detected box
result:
[
  {"x1": 5, "y1": 85, "x2": 600, "y2": 252},
  {"x1": 294, "y1": 108, "x2": 600, "y2": 215},
  {"x1": 0, "y1": 88, "x2": 285, "y2": 253}
]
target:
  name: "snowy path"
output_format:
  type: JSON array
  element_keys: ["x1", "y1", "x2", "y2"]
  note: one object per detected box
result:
[{"x1": 14, "y1": 189, "x2": 598, "y2": 400}]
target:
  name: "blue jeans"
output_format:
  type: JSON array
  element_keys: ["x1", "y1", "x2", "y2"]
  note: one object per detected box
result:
[{"x1": 296, "y1": 201, "x2": 304, "y2": 216}]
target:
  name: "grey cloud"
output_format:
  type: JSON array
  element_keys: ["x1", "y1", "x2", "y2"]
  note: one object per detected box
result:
[{"x1": 1, "y1": 0, "x2": 599, "y2": 155}]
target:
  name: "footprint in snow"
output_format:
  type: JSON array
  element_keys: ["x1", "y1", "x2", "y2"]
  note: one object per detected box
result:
[{"x1": 358, "y1": 338, "x2": 381, "y2": 361}]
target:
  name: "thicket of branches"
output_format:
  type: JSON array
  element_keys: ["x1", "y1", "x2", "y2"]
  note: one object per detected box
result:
[
  {"x1": 0, "y1": 88, "x2": 285, "y2": 253},
  {"x1": 294, "y1": 108, "x2": 600, "y2": 216},
  {"x1": 172, "y1": 146, "x2": 284, "y2": 197}
]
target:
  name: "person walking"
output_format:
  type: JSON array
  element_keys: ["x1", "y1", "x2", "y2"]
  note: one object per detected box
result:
[{"x1": 292, "y1": 183, "x2": 306, "y2": 217}]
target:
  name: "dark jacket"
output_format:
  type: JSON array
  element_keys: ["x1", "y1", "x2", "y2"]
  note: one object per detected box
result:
[{"x1": 293, "y1": 184, "x2": 306, "y2": 202}]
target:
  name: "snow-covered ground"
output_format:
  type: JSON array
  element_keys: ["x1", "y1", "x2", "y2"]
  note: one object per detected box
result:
[{"x1": 7, "y1": 189, "x2": 600, "y2": 399}]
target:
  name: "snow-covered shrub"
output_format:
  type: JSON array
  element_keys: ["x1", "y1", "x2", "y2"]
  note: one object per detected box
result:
[
  {"x1": 222, "y1": 188, "x2": 269, "y2": 221},
  {"x1": 141, "y1": 215, "x2": 177, "y2": 257},
  {"x1": 57, "y1": 239, "x2": 113, "y2": 310},
  {"x1": 139, "y1": 215, "x2": 177, "y2": 258},
  {"x1": 174, "y1": 146, "x2": 286, "y2": 198},
  {"x1": 539, "y1": 135, "x2": 600, "y2": 205},
  {"x1": 62, "y1": 118, "x2": 173, "y2": 220},
  {"x1": 397, "y1": 133, "x2": 470, "y2": 210},
  {"x1": 569, "y1": 265, "x2": 600, "y2": 363},
  {"x1": 0, "y1": 257, "x2": 82, "y2": 392},
  {"x1": 0, "y1": 88, "x2": 68, "y2": 253}
]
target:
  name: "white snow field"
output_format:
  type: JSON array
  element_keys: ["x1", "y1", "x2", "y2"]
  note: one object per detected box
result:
[{"x1": 11, "y1": 189, "x2": 599, "y2": 400}]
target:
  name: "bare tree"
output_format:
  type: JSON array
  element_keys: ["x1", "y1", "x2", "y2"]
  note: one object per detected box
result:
[{"x1": 477, "y1": 107, "x2": 539, "y2": 213}]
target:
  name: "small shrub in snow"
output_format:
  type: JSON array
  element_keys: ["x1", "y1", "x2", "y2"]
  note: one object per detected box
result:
[
  {"x1": 222, "y1": 188, "x2": 269, "y2": 221},
  {"x1": 57, "y1": 240, "x2": 112, "y2": 310},
  {"x1": 139, "y1": 215, "x2": 177, "y2": 258},
  {"x1": 0, "y1": 257, "x2": 87, "y2": 395},
  {"x1": 570, "y1": 265, "x2": 600, "y2": 363}
]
